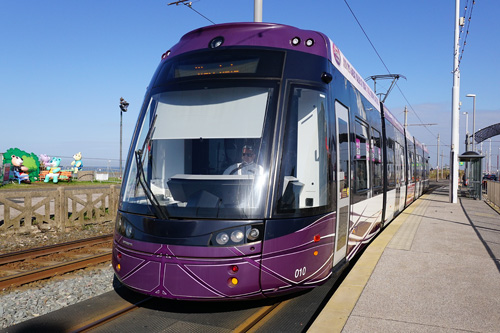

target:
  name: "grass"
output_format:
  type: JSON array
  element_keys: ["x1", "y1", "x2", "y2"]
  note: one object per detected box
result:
[{"x1": 0, "y1": 179, "x2": 122, "y2": 190}]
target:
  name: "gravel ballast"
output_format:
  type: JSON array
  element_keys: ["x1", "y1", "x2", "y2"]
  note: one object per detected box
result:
[{"x1": 0, "y1": 222, "x2": 116, "y2": 329}]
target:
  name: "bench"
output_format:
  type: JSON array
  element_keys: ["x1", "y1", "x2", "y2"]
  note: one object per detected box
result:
[
  {"x1": 39, "y1": 170, "x2": 73, "y2": 182},
  {"x1": 13, "y1": 169, "x2": 31, "y2": 184}
]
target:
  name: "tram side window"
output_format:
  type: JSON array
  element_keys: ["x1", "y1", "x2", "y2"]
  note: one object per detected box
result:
[
  {"x1": 276, "y1": 87, "x2": 329, "y2": 214},
  {"x1": 425, "y1": 157, "x2": 429, "y2": 179},
  {"x1": 387, "y1": 138, "x2": 396, "y2": 188},
  {"x1": 371, "y1": 128, "x2": 382, "y2": 188},
  {"x1": 354, "y1": 119, "x2": 369, "y2": 192},
  {"x1": 416, "y1": 154, "x2": 422, "y2": 181},
  {"x1": 395, "y1": 142, "x2": 405, "y2": 185},
  {"x1": 409, "y1": 150, "x2": 415, "y2": 182}
]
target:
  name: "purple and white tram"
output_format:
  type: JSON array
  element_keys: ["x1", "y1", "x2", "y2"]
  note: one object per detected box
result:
[{"x1": 112, "y1": 22, "x2": 429, "y2": 300}]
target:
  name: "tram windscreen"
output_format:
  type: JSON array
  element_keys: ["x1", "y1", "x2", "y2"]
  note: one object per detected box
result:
[{"x1": 122, "y1": 86, "x2": 274, "y2": 219}]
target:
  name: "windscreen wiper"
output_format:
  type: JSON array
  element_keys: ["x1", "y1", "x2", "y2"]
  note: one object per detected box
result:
[{"x1": 134, "y1": 114, "x2": 169, "y2": 220}]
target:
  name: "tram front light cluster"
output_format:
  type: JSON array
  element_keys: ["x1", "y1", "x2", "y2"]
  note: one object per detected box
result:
[
  {"x1": 290, "y1": 36, "x2": 315, "y2": 47},
  {"x1": 116, "y1": 214, "x2": 124, "y2": 232},
  {"x1": 125, "y1": 223, "x2": 134, "y2": 238},
  {"x1": 247, "y1": 228, "x2": 260, "y2": 241},
  {"x1": 209, "y1": 36, "x2": 224, "y2": 49},
  {"x1": 116, "y1": 214, "x2": 135, "y2": 239},
  {"x1": 230, "y1": 230, "x2": 244, "y2": 243},
  {"x1": 211, "y1": 224, "x2": 263, "y2": 247},
  {"x1": 228, "y1": 277, "x2": 239, "y2": 287},
  {"x1": 215, "y1": 232, "x2": 230, "y2": 245},
  {"x1": 227, "y1": 264, "x2": 240, "y2": 288}
]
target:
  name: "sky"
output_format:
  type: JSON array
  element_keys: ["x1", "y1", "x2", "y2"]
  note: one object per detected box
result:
[{"x1": 1, "y1": 0, "x2": 499, "y2": 171}]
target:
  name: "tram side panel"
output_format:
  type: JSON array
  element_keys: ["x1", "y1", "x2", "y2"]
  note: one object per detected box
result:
[
  {"x1": 405, "y1": 131, "x2": 416, "y2": 206},
  {"x1": 262, "y1": 68, "x2": 337, "y2": 296},
  {"x1": 346, "y1": 83, "x2": 384, "y2": 258},
  {"x1": 380, "y1": 105, "x2": 407, "y2": 223}
]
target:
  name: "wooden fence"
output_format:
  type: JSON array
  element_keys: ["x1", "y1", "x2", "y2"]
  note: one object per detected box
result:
[
  {"x1": 0, "y1": 185, "x2": 120, "y2": 233},
  {"x1": 486, "y1": 180, "x2": 500, "y2": 209}
]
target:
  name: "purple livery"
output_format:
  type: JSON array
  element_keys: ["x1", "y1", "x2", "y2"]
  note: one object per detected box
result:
[{"x1": 112, "y1": 22, "x2": 429, "y2": 300}]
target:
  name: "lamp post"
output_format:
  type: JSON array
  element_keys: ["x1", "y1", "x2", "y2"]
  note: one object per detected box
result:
[
  {"x1": 462, "y1": 111, "x2": 469, "y2": 151},
  {"x1": 119, "y1": 97, "x2": 129, "y2": 177},
  {"x1": 466, "y1": 94, "x2": 476, "y2": 151}
]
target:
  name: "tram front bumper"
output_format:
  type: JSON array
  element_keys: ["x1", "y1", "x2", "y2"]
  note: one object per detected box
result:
[{"x1": 112, "y1": 237, "x2": 263, "y2": 300}]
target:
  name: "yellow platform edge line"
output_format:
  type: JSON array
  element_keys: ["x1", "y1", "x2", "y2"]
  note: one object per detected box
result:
[{"x1": 307, "y1": 195, "x2": 427, "y2": 333}]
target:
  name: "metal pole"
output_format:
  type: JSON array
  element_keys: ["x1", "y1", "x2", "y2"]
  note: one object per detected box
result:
[
  {"x1": 404, "y1": 106, "x2": 408, "y2": 130},
  {"x1": 489, "y1": 139, "x2": 492, "y2": 173},
  {"x1": 119, "y1": 97, "x2": 129, "y2": 177},
  {"x1": 463, "y1": 112, "x2": 469, "y2": 152},
  {"x1": 254, "y1": 0, "x2": 262, "y2": 22},
  {"x1": 120, "y1": 110, "x2": 123, "y2": 176},
  {"x1": 450, "y1": 0, "x2": 460, "y2": 203},
  {"x1": 473, "y1": 95, "x2": 476, "y2": 151},
  {"x1": 466, "y1": 94, "x2": 476, "y2": 152},
  {"x1": 464, "y1": 112, "x2": 468, "y2": 141},
  {"x1": 437, "y1": 134, "x2": 440, "y2": 181},
  {"x1": 441, "y1": 152, "x2": 444, "y2": 180}
]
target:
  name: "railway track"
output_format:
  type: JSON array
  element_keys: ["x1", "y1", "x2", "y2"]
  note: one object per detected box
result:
[
  {"x1": 69, "y1": 297, "x2": 283, "y2": 333},
  {"x1": 0, "y1": 234, "x2": 113, "y2": 289}
]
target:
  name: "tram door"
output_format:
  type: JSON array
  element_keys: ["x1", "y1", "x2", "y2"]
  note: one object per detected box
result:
[{"x1": 333, "y1": 101, "x2": 350, "y2": 267}]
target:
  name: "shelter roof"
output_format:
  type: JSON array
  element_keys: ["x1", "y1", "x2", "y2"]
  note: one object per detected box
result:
[
  {"x1": 474, "y1": 123, "x2": 500, "y2": 143},
  {"x1": 459, "y1": 151, "x2": 484, "y2": 162}
]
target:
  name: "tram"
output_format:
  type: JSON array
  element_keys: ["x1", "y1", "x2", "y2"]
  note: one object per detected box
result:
[{"x1": 112, "y1": 22, "x2": 429, "y2": 300}]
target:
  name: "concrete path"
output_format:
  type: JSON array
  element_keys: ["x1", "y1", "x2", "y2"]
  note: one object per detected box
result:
[{"x1": 309, "y1": 185, "x2": 500, "y2": 332}]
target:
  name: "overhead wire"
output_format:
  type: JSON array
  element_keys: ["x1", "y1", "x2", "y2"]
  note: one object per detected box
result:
[
  {"x1": 167, "y1": 0, "x2": 216, "y2": 25},
  {"x1": 183, "y1": 1, "x2": 216, "y2": 25},
  {"x1": 458, "y1": 0, "x2": 476, "y2": 67},
  {"x1": 343, "y1": 0, "x2": 448, "y2": 146}
]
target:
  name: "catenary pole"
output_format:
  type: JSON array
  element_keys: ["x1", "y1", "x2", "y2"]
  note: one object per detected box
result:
[
  {"x1": 437, "y1": 134, "x2": 440, "y2": 181},
  {"x1": 450, "y1": 0, "x2": 460, "y2": 203},
  {"x1": 254, "y1": 0, "x2": 262, "y2": 22}
]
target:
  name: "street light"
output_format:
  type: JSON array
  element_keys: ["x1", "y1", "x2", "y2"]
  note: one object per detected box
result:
[
  {"x1": 119, "y1": 97, "x2": 129, "y2": 177},
  {"x1": 462, "y1": 111, "x2": 469, "y2": 151},
  {"x1": 466, "y1": 94, "x2": 476, "y2": 151}
]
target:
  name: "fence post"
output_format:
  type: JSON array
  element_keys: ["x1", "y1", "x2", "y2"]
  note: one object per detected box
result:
[
  {"x1": 57, "y1": 187, "x2": 65, "y2": 230},
  {"x1": 110, "y1": 185, "x2": 120, "y2": 214}
]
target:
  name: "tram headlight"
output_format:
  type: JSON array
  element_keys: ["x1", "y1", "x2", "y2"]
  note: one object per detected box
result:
[
  {"x1": 246, "y1": 228, "x2": 260, "y2": 241},
  {"x1": 116, "y1": 214, "x2": 124, "y2": 233},
  {"x1": 124, "y1": 221, "x2": 134, "y2": 239},
  {"x1": 230, "y1": 230, "x2": 245, "y2": 243},
  {"x1": 209, "y1": 36, "x2": 224, "y2": 49},
  {"x1": 210, "y1": 224, "x2": 263, "y2": 247},
  {"x1": 305, "y1": 38, "x2": 315, "y2": 47},
  {"x1": 215, "y1": 232, "x2": 229, "y2": 245}
]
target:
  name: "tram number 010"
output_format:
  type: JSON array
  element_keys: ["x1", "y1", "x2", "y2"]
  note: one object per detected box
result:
[{"x1": 294, "y1": 267, "x2": 307, "y2": 278}]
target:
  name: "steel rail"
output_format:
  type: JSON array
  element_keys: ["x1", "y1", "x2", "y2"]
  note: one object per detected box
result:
[
  {"x1": 0, "y1": 253, "x2": 111, "y2": 289},
  {"x1": 68, "y1": 297, "x2": 152, "y2": 333},
  {"x1": 233, "y1": 301, "x2": 284, "y2": 332},
  {"x1": 0, "y1": 234, "x2": 113, "y2": 265}
]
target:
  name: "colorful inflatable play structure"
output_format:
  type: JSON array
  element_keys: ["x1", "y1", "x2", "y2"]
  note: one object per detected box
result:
[
  {"x1": 2, "y1": 148, "x2": 39, "y2": 184},
  {"x1": 1, "y1": 148, "x2": 84, "y2": 185}
]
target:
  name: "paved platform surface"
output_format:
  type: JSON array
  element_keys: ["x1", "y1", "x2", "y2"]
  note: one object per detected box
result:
[{"x1": 309, "y1": 185, "x2": 500, "y2": 333}]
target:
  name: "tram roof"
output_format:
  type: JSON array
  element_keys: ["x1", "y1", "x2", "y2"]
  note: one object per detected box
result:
[{"x1": 164, "y1": 22, "x2": 380, "y2": 110}]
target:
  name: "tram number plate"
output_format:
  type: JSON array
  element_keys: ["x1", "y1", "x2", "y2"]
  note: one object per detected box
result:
[{"x1": 295, "y1": 267, "x2": 307, "y2": 279}]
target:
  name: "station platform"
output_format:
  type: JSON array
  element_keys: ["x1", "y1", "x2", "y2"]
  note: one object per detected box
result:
[{"x1": 308, "y1": 184, "x2": 500, "y2": 332}]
